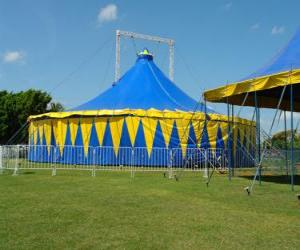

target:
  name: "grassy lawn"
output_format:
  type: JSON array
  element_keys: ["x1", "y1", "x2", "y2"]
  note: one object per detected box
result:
[{"x1": 0, "y1": 169, "x2": 299, "y2": 249}]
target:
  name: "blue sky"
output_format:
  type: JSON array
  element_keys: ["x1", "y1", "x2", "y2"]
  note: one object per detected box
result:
[{"x1": 1, "y1": 0, "x2": 300, "y2": 130}]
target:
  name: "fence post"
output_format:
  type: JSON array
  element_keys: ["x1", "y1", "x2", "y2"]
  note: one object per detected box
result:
[
  {"x1": 131, "y1": 148, "x2": 135, "y2": 178},
  {"x1": 168, "y1": 149, "x2": 173, "y2": 179},
  {"x1": 52, "y1": 147, "x2": 57, "y2": 176},
  {"x1": 203, "y1": 148, "x2": 208, "y2": 178},
  {"x1": 52, "y1": 164, "x2": 56, "y2": 176},
  {"x1": 13, "y1": 145, "x2": 19, "y2": 176},
  {"x1": 0, "y1": 146, "x2": 3, "y2": 174},
  {"x1": 92, "y1": 148, "x2": 96, "y2": 177}
]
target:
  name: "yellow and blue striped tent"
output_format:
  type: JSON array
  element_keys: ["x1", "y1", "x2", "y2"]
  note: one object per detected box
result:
[{"x1": 28, "y1": 52, "x2": 255, "y2": 166}]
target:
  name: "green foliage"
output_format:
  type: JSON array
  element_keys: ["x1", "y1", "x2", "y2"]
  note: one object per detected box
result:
[
  {"x1": 264, "y1": 130, "x2": 300, "y2": 149},
  {"x1": 0, "y1": 89, "x2": 64, "y2": 144}
]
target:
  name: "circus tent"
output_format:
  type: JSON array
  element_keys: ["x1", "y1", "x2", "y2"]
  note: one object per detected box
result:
[{"x1": 28, "y1": 50, "x2": 254, "y2": 166}]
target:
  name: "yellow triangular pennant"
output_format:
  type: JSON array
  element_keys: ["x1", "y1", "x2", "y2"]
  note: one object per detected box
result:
[
  {"x1": 207, "y1": 121, "x2": 219, "y2": 149},
  {"x1": 219, "y1": 122, "x2": 228, "y2": 149},
  {"x1": 159, "y1": 119, "x2": 174, "y2": 147},
  {"x1": 68, "y1": 118, "x2": 79, "y2": 146},
  {"x1": 109, "y1": 117, "x2": 124, "y2": 156},
  {"x1": 94, "y1": 117, "x2": 107, "y2": 146},
  {"x1": 191, "y1": 120, "x2": 205, "y2": 147},
  {"x1": 32, "y1": 121, "x2": 38, "y2": 145},
  {"x1": 125, "y1": 116, "x2": 140, "y2": 147},
  {"x1": 52, "y1": 119, "x2": 68, "y2": 155},
  {"x1": 38, "y1": 122, "x2": 44, "y2": 144},
  {"x1": 175, "y1": 119, "x2": 191, "y2": 158},
  {"x1": 28, "y1": 122, "x2": 34, "y2": 144},
  {"x1": 80, "y1": 118, "x2": 93, "y2": 157},
  {"x1": 141, "y1": 117, "x2": 158, "y2": 157},
  {"x1": 43, "y1": 120, "x2": 52, "y2": 154}
]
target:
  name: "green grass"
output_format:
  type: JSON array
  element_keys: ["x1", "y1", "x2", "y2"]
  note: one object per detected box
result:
[{"x1": 0, "y1": 170, "x2": 299, "y2": 249}]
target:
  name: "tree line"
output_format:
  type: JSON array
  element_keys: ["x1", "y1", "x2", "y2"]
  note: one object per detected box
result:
[
  {"x1": 264, "y1": 130, "x2": 300, "y2": 149},
  {"x1": 0, "y1": 89, "x2": 64, "y2": 144}
]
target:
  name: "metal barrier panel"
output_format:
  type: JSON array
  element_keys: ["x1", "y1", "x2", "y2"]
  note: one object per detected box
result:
[{"x1": 1, "y1": 144, "x2": 259, "y2": 173}]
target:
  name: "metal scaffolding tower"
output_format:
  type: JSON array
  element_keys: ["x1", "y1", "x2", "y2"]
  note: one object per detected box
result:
[{"x1": 115, "y1": 30, "x2": 175, "y2": 82}]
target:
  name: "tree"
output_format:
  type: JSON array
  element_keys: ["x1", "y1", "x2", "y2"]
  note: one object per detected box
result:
[
  {"x1": 49, "y1": 102, "x2": 64, "y2": 112},
  {"x1": 264, "y1": 130, "x2": 300, "y2": 149},
  {"x1": 0, "y1": 89, "x2": 64, "y2": 144}
]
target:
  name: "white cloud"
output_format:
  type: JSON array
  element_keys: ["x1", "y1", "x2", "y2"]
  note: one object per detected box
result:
[
  {"x1": 224, "y1": 2, "x2": 232, "y2": 10},
  {"x1": 271, "y1": 25, "x2": 285, "y2": 35},
  {"x1": 250, "y1": 23, "x2": 260, "y2": 30},
  {"x1": 3, "y1": 50, "x2": 25, "y2": 63},
  {"x1": 97, "y1": 4, "x2": 117, "y2": 24}
]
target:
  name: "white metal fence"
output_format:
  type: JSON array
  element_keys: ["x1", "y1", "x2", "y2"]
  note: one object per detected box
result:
[{"x1": 0, "y1": 145, "x2": 233, "y2": 176}]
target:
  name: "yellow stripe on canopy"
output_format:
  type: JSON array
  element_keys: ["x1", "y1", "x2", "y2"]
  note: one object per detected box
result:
[
  {"x1": 191, "y1": 120, "x2": 205, "y2": 147},
  {"x1": 32, "y1": 121, "x2": 38, "y2": 145},
  {"x1": 109, "y1": 117, "x2": 124, "y2": 156},
  {"x1": 68, "y1": 118, "x2": 79, "y2": 146},
  {"x1": 52, "y1": 119, "x2": 68, "y2": 155},
  {"x1": 176, "y1": 119, "x2": 191, "y2": 158},
  {"x1": 203, "y1": 69, "x2": 300, "y2": 111},
  {"x1": 141, "y1": 118, "x2": 158, "y2": 157},
  {"x1": 80, "y1": 118, "x2": 93, "y2": 157},
  {"x1": 43, "y1": 120, "x2": 52, "y2": 153},
  {"x1": 38, "y1": 122, "x2": 44, "y2": 144},
  {"x1": 159, "y1": 119, "x2": 174, "y2": 148},
  {"x1": 219, "y1": 122, "x2": 228, "y2": 148},
  {"x1": 94, "y1": 117, "x2": 107, "y2": 146},
  {"x1": 125, "y1": 116, "x2": 140, "y2": 147},
  {"x1": 207, "y1": 121, "x2": 219, "y2": 149}
]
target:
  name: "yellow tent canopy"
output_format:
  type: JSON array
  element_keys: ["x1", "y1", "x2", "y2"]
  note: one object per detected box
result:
[
  {"x1": 203, "y1": 69, "x2": 300, "y2": 111},
  {"x1": 204, "y1": 28, "x2": 300, "y2": 111}
]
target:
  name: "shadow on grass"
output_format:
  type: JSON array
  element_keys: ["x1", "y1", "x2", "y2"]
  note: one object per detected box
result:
[
  {"x1": 241, "y1": 175, "x2": 300, "y2": 185},
  {"x1": 22, "y1": 171, "x2": 36, "y2": 175}
]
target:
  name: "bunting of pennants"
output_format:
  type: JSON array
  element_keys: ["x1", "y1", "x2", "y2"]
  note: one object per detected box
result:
[{"x1": 28, "y1": 116, "x2": 255, "y2": 166}]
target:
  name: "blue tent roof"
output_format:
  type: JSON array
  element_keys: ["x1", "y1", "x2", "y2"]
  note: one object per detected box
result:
[
  {"x1": 243, "y1": 27, "x2": 300, "y2": 80},
  {"x1": 72, "y1": 53, "x2": 214, "y2": 113}
]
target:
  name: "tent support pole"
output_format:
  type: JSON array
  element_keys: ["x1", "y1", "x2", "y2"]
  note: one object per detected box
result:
[
  {"x1": 254, "y1": 91, "x2": 261, "y2": 185},
  {"x1": 204, "y1": 99, "x2": 209, "y2": 179},
  {"x1": 227, "y1": 101, "x2": 231, "y2": 181},
  {"x1": 284, "y1": 111, "x2": 289, "y2": 176},
  {"x1": 231, "y1": 104, "x2": 234, "y2": 176},
  {"x1": 290, "y1": 84, "x2": 295, "y2": 191}
]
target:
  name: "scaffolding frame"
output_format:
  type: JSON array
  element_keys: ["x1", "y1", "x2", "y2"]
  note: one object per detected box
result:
[{"x1": 115, "y1": 30, "x2": 175, "y2": 82}]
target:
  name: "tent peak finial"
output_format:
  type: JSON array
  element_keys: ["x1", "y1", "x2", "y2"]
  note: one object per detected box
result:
[{"x1": 137, "y1": 48, "x2": 153, "y2": 60}]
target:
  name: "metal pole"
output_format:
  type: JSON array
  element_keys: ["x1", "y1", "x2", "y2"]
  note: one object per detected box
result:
[
  {"x1": 227, "y1": 102, "x2": 231, "y2": 181},
  {"x1": 169, "y1": 41, "x2": 175, "y2": 81},
  {"x1": 231, "y1": 104, "x2": 234, "y2": 176},
  {"x1": 254, "y1": 92, "x2": 261, "y2": 185},
  {"x1": 13, "y1": 145, "x2": 19, "y2": 176},
  {"x1": 204, "y1": 99, "x2": 209, "y2": 178},
  {"x1": 290, "y1": 84, "x2": 295, "y2": 191},
  {"x1": 284, "y1": 110, "x2": 289, "y2": 176},
  {"x1": 115, "y1": 30, "x2": 121, "y2": 82},
  {"x1": 168, "y1": 149, "x2": 173, "y2": 179}
]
